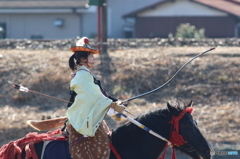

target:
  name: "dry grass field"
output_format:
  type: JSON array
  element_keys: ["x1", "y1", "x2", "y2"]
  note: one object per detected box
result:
[{"x1": 0, "y1": 47, "x2": 239, "y2": 153}]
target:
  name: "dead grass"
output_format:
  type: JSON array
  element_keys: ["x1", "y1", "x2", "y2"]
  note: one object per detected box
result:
[{"x1": 0, "y1": 47, "x2": 239, "y2": 150}]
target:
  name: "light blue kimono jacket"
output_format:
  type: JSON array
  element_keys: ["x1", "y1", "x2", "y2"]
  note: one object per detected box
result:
[{"x1": 66, "y1": 65, "x2": 112, "y2": 137}]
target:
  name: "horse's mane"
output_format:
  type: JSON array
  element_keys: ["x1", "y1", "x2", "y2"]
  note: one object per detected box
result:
[
  {"x1": 118, "y1": 102, "x2": 191, "y2": 138},
  {"x1": 118, "y1": 102, "x2": 189, "y2": 139},
  {"x1": 136, "y1": 102, "x2": 187, "y2": 122}
]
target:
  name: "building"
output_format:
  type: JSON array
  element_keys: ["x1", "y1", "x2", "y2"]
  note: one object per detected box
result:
[
  {"x1": 0, "y1": 0, "x2": 161, "y2": 39},
  {"x1": 123, "y1": 0, "x2": 240, "y2": 38},
  {"x1": 0, "y1": 0, "x2": 97, "y2": 39},
  {"x1": 107, "y1": 0, "x2": 159, "y2": 38},
  {"x1": 0, "y1": 0, "x2": 240, "y2": 39}
]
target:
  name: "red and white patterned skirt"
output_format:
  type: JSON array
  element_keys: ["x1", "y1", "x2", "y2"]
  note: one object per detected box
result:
[{"x1": 67, "y1": 120, "x2": 111, "y2": 159}]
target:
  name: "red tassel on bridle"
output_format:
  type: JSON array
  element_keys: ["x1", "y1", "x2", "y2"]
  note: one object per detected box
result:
[
  {"x1": 159, "y1": 107, "x2": 194, "y2": 159},
  {"x1": 169, "y1": 107, "x2": 193, "y2": 146}
]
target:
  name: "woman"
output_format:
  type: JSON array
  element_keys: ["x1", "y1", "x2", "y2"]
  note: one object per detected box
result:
[{"x1": 66, "y1": 37, "x2": 125, "y2": 159}]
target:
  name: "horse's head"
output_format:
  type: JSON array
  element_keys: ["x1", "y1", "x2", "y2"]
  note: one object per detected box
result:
[{"x1": 167, "y1": 101, "x2": 211, "y2": 159}]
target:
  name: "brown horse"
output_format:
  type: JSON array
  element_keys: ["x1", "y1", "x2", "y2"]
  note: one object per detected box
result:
[{"x1": 0, "y1": 101, "x2": 211, "y2": 159}]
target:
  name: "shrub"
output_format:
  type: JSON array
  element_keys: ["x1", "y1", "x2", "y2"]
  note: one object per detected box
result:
[{"x1": 175, "y1": 23, "x2": 206, "y2": 39}]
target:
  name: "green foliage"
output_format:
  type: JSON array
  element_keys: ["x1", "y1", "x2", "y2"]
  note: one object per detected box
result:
[
  {"x1": 89, "y1": 32, "x2": 97, "y2": 38},
  {"x1": 89, "y1": 0, "x2": 103, "y2": 6},
  {"x1": 175, "y1": 23, "x2": 206, "y2": 39}
]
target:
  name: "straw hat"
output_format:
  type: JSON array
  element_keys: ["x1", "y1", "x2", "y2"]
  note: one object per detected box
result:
[{"x1": 70, "y1": 37, "x2": 99, "y2": 54}]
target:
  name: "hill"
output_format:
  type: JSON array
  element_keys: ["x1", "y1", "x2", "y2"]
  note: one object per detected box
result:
[{"x1": 0, "y1": 47, "x2": 239, "y2": 151}]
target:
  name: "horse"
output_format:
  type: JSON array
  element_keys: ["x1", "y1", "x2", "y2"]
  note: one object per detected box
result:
[
  {"x1": 0, "y1": 101, "x2": 211, "y2": 159},
  {"x1": 109, "y1": 101, "x2": 211, "y2": 159}
]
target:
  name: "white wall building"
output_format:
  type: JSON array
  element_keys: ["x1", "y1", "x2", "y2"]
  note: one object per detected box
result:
[
  {"x1": 0, "y1": 0, "x2": 97, "y2": 39},
  {"x1": 0, "y1": 0, "x2": 239, "y2": 39}
]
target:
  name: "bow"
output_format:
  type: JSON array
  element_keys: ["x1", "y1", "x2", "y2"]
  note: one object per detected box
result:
[{"x1": 122, "y1": 48, "x2": 215, "y2": 103}]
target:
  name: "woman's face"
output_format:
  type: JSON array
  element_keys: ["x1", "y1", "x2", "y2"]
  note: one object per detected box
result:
[{"x1": 86, "y1": 53, "x2": 95, "y2": 68}]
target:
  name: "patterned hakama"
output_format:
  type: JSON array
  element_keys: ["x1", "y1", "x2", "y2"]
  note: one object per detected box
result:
[{"x1": 67, "y1": 121, "x2": 110, "y2": 159}]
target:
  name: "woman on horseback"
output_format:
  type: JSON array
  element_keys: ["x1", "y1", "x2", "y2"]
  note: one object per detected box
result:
[{"x1": 67, "y1": 37, "x2": 125, "y2": 159}]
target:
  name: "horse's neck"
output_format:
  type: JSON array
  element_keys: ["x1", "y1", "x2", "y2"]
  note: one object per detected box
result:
[
  {"x1": 138, "y1": 110, "x2": 172, "y2": 138},
  {"x1": 110, "y1": 109, "x2": 172, "y2": 159}
]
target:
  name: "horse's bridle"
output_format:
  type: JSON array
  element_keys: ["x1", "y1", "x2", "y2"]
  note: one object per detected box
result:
[
  {"x1": 158, "y1": 107, "x2": 196, "y2": 159},
  {"x1": 168, "y1": 107, "x2": 196, "y2": 152}
]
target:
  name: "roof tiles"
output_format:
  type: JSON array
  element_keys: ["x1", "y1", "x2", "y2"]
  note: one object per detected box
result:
[{"x1": 195, "y1": 0, "x2": 240, "y2": 17}]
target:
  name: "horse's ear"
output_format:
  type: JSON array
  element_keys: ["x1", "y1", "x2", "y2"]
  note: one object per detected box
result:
[
  {"x1": 167, "y1": 102, "x2": 178, "y2": 115},
  {"x1": 187, "y1": 100, "x2": 193, "y2": 107}
]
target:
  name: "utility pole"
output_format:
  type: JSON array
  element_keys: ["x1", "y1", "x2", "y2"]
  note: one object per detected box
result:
[
  {"x1": 89, "y1": 0, "x2": 108, "y2": 54},
  {"x1": 89, "y1": 0, "x2": 111, "y2": 75},
  {"x1": 101, "y1": 0, "x2": 108, "y2": 54},
  {"x1": 97, "y1": 6, "x2": 102, "y2": 53}
]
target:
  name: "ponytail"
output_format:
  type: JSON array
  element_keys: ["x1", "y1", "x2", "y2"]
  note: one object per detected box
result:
[
  {"x1": 68, "y1": 51, "x2": 91, "y2": 71},
  {"x1": 69, "y1": 54, "x2": 76, "y2": 71}
]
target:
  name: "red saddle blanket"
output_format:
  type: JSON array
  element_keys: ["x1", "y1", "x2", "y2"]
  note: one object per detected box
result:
[{"x1": 0, "y1": 129, "x2": 67, "y2": 159}]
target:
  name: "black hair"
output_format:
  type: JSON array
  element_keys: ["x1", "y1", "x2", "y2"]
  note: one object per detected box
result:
[{"x1": 68, "y1": 51, "x2": 91, "y2": 71}]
